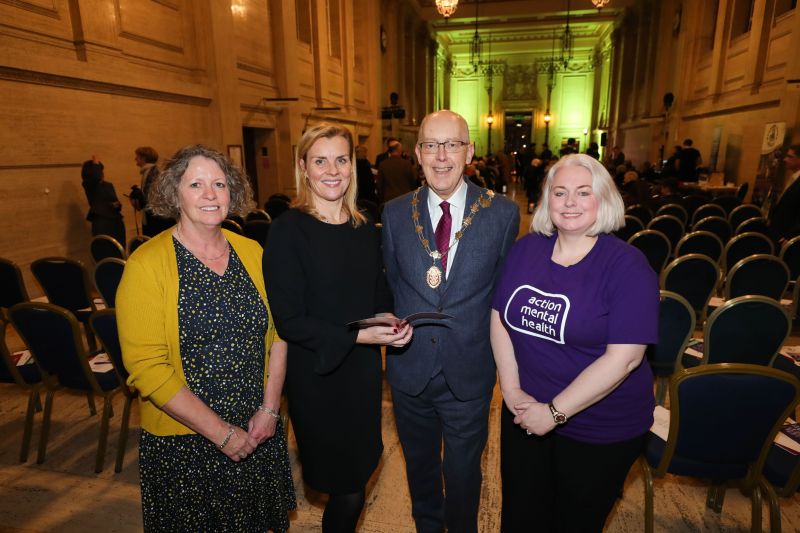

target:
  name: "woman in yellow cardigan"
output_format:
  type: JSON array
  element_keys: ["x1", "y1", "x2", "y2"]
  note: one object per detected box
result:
[{"x1": 116, "y1": 145, "x2": 295, "y2": 532}]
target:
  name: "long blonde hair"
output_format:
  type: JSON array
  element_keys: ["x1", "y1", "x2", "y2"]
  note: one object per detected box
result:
[{"x1": 293, "y1": 123, "x2": 366, "y2": 226}]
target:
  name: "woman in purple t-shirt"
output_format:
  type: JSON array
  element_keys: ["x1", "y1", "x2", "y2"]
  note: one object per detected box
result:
[{"x1": 490, "y1": 154, "x2": 659, "y2": 532}]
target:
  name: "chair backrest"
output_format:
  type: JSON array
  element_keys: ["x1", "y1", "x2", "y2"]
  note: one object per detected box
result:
[
  {"x1": 655, "y1": 203, "x2": 689, "y2": 226},
  {"x1": 245, "y1": 209, "x2": 272, "y2": 223},
  {"x1": 0, "y1": 257, "x2": 30, "y2": 310},
  {"x1": 780, "y1": 235, "x2": 800, "y2": 281},
  {"x1": 661, "y1": 254, "x2": 720, "y2": 319},
  {"x1": 729, "y1": 204, "x2": 763, "y2": 233},
  {"x1": 682, "y1": 194, "x2": 710, "y2": 219},
  {"x1": 90, "y1": 235, "x2": 126, "y2": 263},
  {"x1": 9, "y1": 302, "x2": 101, "y2": 392},
  {"x1": 89, "y1": 309, "x2": 132, "y2": 390},
  {"x1": 0, "y1": 319, "x2": 42, "y2": 386},
  {"x1": 30, "y1": 257, "x2": 95, "y2": 312},
  {"x1": 654, "y1": 364, "x2": 800, "y2": 481},
  {"x1": 93, "y1": 258, "x2": 126, "y2": 308},
  {"x1": 736, "y1": 182, "x2": 749, "y2": 201},
  {"x1": 128, "y1": 235, "x2": 150, "y2": 255},
  {"x1": 674, "y1": 231, "x2": 724, "y2": 262},
  {"x1": 691, "y1": 203, "x2": 727, "y2": 226},
  {"x1": 703, "y1": 295, "x2": 791, "y2": 366},
  {"x1": 725, "y1": 254, "x2": 790, "y2": 301},
  {"x1": 243, "y1": 220, "x2": 271, "y2": 247},
  {"x1": 693, "y1": 215, "x2": 732, "y2": 244},
  {"x1": 264, "y1": 198, "x2": 291, "y2": 219},
  {"x1": 614, "y1": 215, "x2": 645, "y2": 243},
  {"x1": 647, "y1": 291, "x2": 695, "y2": 377},
  {"x1": 735, "y1": 216, "x2": 769, "y2": 237},
  {"x1": 711, "y1": 195, "x2": 741, "y2": 215},
  {"x1": 625, "y1": 204, "x2": 653, "y2": 226},
  {"x1": 722, "y1": 232, "x2": 775, "y2": 273},
  {"x1": 628, "y1": 230, "x2": 672, "y2": 275},
  {"x1": 221, "y1": 219, "x2": 243, "y2": 235},
  {"x1": 647, "y1": 215, "x2": 685, "y2": 253}
]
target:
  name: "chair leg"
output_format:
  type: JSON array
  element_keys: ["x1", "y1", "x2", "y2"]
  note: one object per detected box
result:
[
  {"x1": 115, "y1": 396, "x2": 133, "y2": 473},
  {"x1": 37, "y1": 389, "x2": 56, "y2": 464},
  {"x1": 20, "y1": 388, "x2": 38, "y2": 462},
  {"x1": 751, "y1": 484, "x2": 762, "y2": 533},
  {"x1": 86, "y1": 392, "x2": 96, "y2": 416},
  {"x1": 655, "y1": 377, "x2": 668, "y2": 406},
  {"x1": 95, "y1": 394, "x2": 113, "y2": 473},
  {"x1": 84, "y1": 327, "x2": 97, "y2": 352},
  {"x1": 642, "y1": 457, "x2": 655, "y2": 533},
  {"x1": 707, "y1": 483, "x2": 726, "y2": 513},
  {"x1": 762, "y1": 479, "x2": 782, "y2": 533}
]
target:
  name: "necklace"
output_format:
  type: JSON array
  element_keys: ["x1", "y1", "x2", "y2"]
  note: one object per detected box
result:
[
  {"x1": 411, "y1": 187, "x2": 495, "y2": 288},
  {"x1": 175, "y1": 225, "x2": 229, "y2": 262}
]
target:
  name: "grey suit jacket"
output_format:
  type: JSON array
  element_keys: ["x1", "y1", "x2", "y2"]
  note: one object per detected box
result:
[{"x1": 381, "y1": 179, "x2": 520, "y2": 400}]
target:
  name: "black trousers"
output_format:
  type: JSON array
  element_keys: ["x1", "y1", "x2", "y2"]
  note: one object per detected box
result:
[{"x1": 500, "y1": 407, "x2": 646, "y2": 533}]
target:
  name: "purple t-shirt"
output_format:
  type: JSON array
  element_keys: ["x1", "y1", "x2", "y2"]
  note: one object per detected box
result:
[{"x1": 492, "y1": 232, "x2": 658, "y2": 444}]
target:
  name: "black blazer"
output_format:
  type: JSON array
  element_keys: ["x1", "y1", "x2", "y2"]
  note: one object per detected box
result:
[{"x1": 769, "y1": 176, "x2": 800, "y2": 243}]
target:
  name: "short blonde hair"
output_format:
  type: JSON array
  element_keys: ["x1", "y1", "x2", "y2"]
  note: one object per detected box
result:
[
  {"x1": 293, "y1": 123, "x2": 366, "y2": 226},
  {"x1": 531, "y1": 154, "x2": 624, "y2": 236}
]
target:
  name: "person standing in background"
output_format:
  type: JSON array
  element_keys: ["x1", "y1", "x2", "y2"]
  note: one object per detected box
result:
[
  {"x1": 132, "y1": 146, "x2": 174, "y2": 236},
  {"x1": 81, "y1": 157, "x2": 126, "y2": 246}
]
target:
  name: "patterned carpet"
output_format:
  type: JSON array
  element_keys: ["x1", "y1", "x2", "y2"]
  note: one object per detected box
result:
[{"x1": 1, "y1": 379, "x2": 799, "y2": 533}]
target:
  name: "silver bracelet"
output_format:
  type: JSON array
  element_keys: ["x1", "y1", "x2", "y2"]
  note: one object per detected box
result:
[
  {"x1": 217, "y1": 425, "x2": 235, "y2": 450},
  {"x1": 257, "y1": 405, "x2": 281, "y2": 420}
]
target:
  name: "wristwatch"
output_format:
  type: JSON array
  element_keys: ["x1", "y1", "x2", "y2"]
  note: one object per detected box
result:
[{"x1": 548, "y1": 402, "x2": 568, "y2": 425}]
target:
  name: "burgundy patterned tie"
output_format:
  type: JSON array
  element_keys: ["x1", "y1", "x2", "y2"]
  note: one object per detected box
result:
[{"x1": 434, "y1": 201, "x2": 452, "y2": 274}]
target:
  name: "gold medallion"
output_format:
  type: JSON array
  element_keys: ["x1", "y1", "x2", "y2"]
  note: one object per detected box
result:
[{"x1": 426, "y1": 265, "x2": 442, "y2": 289}]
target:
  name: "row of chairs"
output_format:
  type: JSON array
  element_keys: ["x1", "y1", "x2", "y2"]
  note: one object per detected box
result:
[
  {"x1": 649, "y1": 291, "x2": 792, "y2": 403},
  {"x1": 620, "y1": 204, "x2": 769, "y2": 251},
  {"x1": 635, "y1": 245, "x2": 795, "y2": 321},
  {"x1": 1, "y1": 300, "x2": 132, "y2": 473},
  {"x1": 629, "y1": 200, "x2": 759, "y2": 229},
  {"x1": 645, "y1": 292, "x2": 800, "y2": 531}
]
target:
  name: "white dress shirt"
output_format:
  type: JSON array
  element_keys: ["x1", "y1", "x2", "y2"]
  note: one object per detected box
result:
[{"x1": 427, "y1": 179, "x2": 467, "y2": 278}]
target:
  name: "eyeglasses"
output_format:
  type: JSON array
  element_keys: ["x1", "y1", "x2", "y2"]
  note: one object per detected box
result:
[{"x1": 418, "y1": 140, "x2": 469, "y2": 154}]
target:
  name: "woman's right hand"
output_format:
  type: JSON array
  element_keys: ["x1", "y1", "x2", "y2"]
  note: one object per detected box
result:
[
  {"x1": 356, "y1": 322, "x2": 413, "y2": 346},
  {"x1": 218, "y1": 425, "x2": 259, "y2": 462}
]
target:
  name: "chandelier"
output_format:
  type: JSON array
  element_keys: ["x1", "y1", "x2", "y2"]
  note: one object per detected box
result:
[
  {"x1": 469, "y1": 0, "x2": 482, "y2": 72},
  {"x1": 560, "y1": 0, "x2": 574, "y2": 68},
  {"x1": 591, "y1": 0, "x2": 610, "y2": 8},
  {"x1": 435, "y1": 0, "x2": 458, "y2": 19}
]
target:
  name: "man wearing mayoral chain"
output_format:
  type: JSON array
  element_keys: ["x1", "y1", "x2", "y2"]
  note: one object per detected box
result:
[{"x1": 381, "y1": 110, "x2": 520, "y2": 533}]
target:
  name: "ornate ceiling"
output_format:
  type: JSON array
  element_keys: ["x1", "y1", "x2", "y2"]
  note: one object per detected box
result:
[{"x1": 414, "y1": 0, "x2": 636, "y2": 60}]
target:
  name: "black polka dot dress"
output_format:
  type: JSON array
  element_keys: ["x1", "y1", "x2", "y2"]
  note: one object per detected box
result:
[{"x1": 138, "y1": 238, "x2": 296, "y2": 532}]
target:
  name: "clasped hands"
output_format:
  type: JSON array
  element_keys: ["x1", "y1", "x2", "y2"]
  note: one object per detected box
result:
[
  {"x1": 219, "y1": 409, "x2": 279, "y2": 462},
  {"x1": 504, "y1": 388, "x2": 557, "y2": 437},
  {"x1": 357, "y1": 313, "x2": 413, "y2": 347}
]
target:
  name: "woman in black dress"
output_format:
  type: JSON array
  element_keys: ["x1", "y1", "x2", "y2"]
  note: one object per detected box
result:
[{"x1": 264, "y1": 124, "x2": 413, "y2": 532}]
